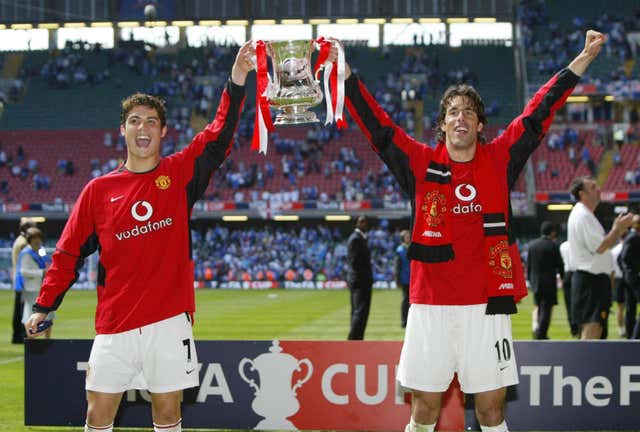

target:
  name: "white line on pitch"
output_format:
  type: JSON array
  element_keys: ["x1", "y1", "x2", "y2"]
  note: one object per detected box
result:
[{"x1": 0, "y1": 356, "x2": 23, "y2": 365}]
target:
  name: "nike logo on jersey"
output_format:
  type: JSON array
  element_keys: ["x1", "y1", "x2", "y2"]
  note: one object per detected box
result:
[
  {"x1": 499, "y1": 365, "x2": 510, "y2": 371},
  {"x1": 186, "y1": 368, "x2": 196, "y2": 374},
  {"x1": 110, "y1": 195, "x2": 124, "y2": 202}
]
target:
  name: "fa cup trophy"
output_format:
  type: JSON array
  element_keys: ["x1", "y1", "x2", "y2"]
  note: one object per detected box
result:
[
  {"x1": 266, "y1": 40, "x2": 324, "y2": 125},
  {"x1": 252, "y1": 38, "x2": 346, "y2": 154}
]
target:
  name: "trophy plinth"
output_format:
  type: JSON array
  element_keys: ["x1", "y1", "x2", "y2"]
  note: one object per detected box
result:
[{"x1": 274, "y1": 105, "x2": 319, "y2": 126}]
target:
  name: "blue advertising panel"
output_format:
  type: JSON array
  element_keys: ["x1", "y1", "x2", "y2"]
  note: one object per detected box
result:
[
  {"x1": 465, "y1": 341, "x2": 640, "y2": 430},
  {"x1": 25, "y1": 339, "x2": 272, "y2": 428}
]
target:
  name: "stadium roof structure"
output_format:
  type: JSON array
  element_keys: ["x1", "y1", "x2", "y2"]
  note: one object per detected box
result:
[{"x1": 0, "y1": 0, "x2": 516, "y2": 26}]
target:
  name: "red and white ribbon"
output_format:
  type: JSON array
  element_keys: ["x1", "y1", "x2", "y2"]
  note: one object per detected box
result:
[
  {"x1": 315, "y1": 37, "x2": 347, "y2": 129},
  {"x1": 252, "y1": 40, "x2": 275, "y2": 155}
]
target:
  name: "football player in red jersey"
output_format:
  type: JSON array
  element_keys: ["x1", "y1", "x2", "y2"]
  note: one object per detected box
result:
[
  {"x1": 328, "y1": 30, "x2": 606, "y2": 432},
  {"x1": 25, "y1": 41, "x2": 256, "y2": 432}
]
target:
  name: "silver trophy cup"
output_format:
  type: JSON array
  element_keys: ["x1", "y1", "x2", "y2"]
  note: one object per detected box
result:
[{"x1": 266, "y1": 40, "x2": 324, "y2": 125}]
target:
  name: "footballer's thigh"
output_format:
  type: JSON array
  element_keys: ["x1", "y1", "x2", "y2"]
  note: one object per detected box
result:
[
  {"x1": 142, "y1": 313, "x2": 199, "y2": 393},
  {"x1": 86, "y1": 330, "x2": 142, "y2": 393},
  {"x1": 397, "y1": 304, "x2": 457, "y2": 392},
  {"x1": 457, "y1": 304, "x2": 518, "y2": 394}
]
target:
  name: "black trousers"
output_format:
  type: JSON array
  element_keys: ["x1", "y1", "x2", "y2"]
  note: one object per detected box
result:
[
  {"x1": 348, "y1": 282, "x2": 372, "y2": 340},
  {"x1": 399, "y1": 283, "x2": 409, "y2": 328},
  {"x1": 11, "y1": 291, "x2": 25, "y2": 343},
  {"x1": 626, "y1": 284, "x2": 640, "y2": 339},
  {"x1": 562, "y1": 271, "x2": 579, "y2": 336},
  {"x1": 534, "y1": 300, "x2": 553, "y2": 339}
]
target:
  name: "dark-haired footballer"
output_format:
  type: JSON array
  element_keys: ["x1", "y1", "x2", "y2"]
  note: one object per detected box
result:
[
  {"x1": 25, "y1": 41, "x2": 257, "y2": 432},
  {"x1": 329, "y1": 30, "x2": 606, "y2": 432}
]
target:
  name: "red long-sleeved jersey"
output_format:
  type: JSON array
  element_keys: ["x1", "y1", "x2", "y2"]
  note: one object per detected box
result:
[
  {"x1": 34, "y1": 80, "x2": 245, "y2": 334},
  {"x1": 345, "y1": 69, "x2": 579, "y2": 305}
]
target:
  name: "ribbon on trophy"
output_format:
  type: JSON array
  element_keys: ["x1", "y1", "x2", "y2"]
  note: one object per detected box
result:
[
  {"x1": 252, "y1": 40, "x2": 275, "y2": 154},
  {"x1": 314, "y1": 37, "x2": 347, "y2": 129}
]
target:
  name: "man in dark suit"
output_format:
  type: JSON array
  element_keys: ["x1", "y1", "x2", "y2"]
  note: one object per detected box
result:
[
  {"x1": 347, "y1": 215, "x2": 373, "y2": 340},
  {"x1": 527, "y1": 221, "x2": 564, "y2": 339},
  {"x1": 620, "y1": 214, "x2": 640, "y2": 339}
]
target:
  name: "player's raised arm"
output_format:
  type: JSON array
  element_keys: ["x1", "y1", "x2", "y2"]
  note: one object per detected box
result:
[
  {"x1": 491, "y1": 30, "x2": 605, "y2": 188},
  {"x1": 176, "y1": 42, "x2": 253, "y2": 206},
  {"x1": 325, "y1": 39, "x2": 422, "y2": 199}
]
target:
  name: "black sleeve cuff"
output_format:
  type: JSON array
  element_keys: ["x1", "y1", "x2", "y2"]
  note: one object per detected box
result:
[
  {"x1": 558, "y1": 68, "x2": 581, "y2": 87},
  {"x1": 226, "y1": 78, "x2": 246, "y2": 103},
  {"x1": 486, "y1": 295, "x2": 517, "y2": 315},
  {"x1": 33, "y1": 303, "x2": 53, "y2": 314}
]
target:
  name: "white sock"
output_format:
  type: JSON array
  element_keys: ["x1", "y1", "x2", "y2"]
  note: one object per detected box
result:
[
  {"x1": 405, "y1": 417, "x2": 436, "y2": 432},
  {"x1": 480, "y1": 420, "x2": 509, "y2": 432},
  {"x1": 85, "y1": 423, "x2": 113, "y2": 432},
  {"x1": 154, "y1": 418, "x2": 182, "y2": 431}
]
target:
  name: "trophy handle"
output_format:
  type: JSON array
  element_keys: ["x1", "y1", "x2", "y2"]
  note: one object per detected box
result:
[
  {"x1": 292, "y1": 358, "x2": 313, "y2": 394},
  {"x1": 238, "y1": 358, "x2": 260, "y2": 393}
]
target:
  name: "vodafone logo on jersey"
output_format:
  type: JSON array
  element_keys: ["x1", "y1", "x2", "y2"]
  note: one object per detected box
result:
[
  {"x1": 131, "y1": 201, "x2": 153, "y2": 221},
  {"x1": 115, "y1": 200, "x2": 173, "y2": 241},
  {"x1": 453, "y1": 184, "x2": 482, "y2": 214}
]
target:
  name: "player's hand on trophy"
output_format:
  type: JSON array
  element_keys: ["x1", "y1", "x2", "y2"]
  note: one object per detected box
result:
[
  {"x1": 231, "y1": 40, "x2": 256, "y2": 86},
  {"x1": 326, "y1": 38, "x2": 351, "y2": 79}
]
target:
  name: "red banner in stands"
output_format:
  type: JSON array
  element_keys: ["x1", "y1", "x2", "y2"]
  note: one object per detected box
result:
[
  {"x1": 271, "y1": 201, "x2": 305, "y2": 211},
  {"x1": 573, "y1": 83, "x2": 598, "y2": 94},
  {"x1": 206, "y1": 201, "x2": 238, "y2": 211}
]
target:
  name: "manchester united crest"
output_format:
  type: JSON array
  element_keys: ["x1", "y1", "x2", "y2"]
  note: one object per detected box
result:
[
  {"x1": 155, "y1": 175, "x2": 171, "y2": 190},
  {"x1": 421, "y1": 191, "x2": 447, "y2": 227},
  {"x1": 488, "y1": 240, "x2": 513, "y2": 278}
]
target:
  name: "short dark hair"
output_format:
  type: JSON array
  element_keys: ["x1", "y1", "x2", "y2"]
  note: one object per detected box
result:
[
  {"x1": 436, "y1": 84, "x2": 487, "y2": 144},
  {"x1": 25, "y1": 227, "x2": 43, "y2": 244},
  {"x1": 120, "y1": 93, "x2": 167, "y2": 127},
  {"x1": 569, "y1": 176, "x2": 590, "y2": 201},
  {"x1": 540, "y1": 221, "x2": 556, "y2": 236}
]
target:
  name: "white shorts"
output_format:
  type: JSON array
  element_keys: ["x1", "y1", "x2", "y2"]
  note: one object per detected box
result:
[
  {"x1": 397, "y1": 304, "x2": 518, "y2": 394},
  {"x1": 86, "y1": 313, "x2": 199, "y2": 394}
]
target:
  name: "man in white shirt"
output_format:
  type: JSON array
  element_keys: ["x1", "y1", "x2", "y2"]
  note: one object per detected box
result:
[{"x1": 567, "y1": 176, "x2": 634, "y2": 339}]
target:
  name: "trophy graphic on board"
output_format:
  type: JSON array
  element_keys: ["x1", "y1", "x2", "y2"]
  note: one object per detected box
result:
[{"x1": 238, "y1": 340, "x2": 313, "y2": 429}]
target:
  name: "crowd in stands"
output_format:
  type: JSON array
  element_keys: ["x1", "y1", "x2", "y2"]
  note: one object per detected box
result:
[
  {"x1": 520, "y1": 0, "x2": 640, "y2": 83},
  {"x1": 0, "y1": 224, "x2": 405, "y2": 287},
  {"x1": 191, "y1": 224, "x2": 400, "y2": 284},
  {"x1": 39, "y1": 42, "x2": 111, "y2": 88},
  {"x1": 0, "y1": 142, "x2": 52, "y2": 194},
  {"x1": 4, "y1": 2, "x2": 640, "y2": 203}
]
